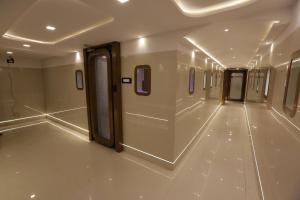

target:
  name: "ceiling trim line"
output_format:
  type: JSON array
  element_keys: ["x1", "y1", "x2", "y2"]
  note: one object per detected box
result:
[
  {"x1": 184, "y1": 36, "x2": 226, "y2": 68},
  {"x1": 2, "y1": 17, "x2": 114, "y2": 45},
  {"x1": 172, "y1": 0, "x2": 257, "y2": 18}
]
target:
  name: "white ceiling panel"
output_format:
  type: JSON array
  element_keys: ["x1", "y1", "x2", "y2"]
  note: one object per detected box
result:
[
  {"x1": 6, "y1": 0, "x2": 113, "y2": 42},
  {"x1": 0, "y1": 0, "x2": 296, "y2": 59}
]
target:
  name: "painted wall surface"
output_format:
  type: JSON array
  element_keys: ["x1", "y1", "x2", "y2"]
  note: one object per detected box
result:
[
  {"x1": 42, "y1": 53, "x2": 89, "y2": 134},
  {"x1": 121, "y1": 34, "x2": 223, "y2": 167},
  {"x1": 271, "y1": 65, "x2": 300, "y2": 128},
  {"x1": 174, "y1": 50, "x2": 221, "y2": 160},
  {"x1": 0, "y1": 30, "x2": 223, "y2": 168},
  {"x1": 121, "y1": 50, "x2": 177, "y2": 162},
  {"x1": 268, "y1": 1, "x2": 300, "y2": 130},
  {"x1": 0, "y1": 55, "x2": 45, "y2": 125}
]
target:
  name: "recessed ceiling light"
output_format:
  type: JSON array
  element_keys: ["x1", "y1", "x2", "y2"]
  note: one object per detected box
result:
[
  {"x1": 6, "y1": 51, "x2": 13, "y2": 55},
  {"x1": 117, "y1": 0, "x2": 129, "y2": 3},
  {"x1": 230, "y1": 48, "x2": 233, "y2": 51},
  {"x1": 46, "y1": 25, "x2": 56, "y2": 31},
  {"x1": 274, "y1": 20, "x2": 280, "y2": 24},
  {"x1": 232, "y1": 56, "x2": 236, "y2": 59},
  {"x1": 23, "y1": 44, "x2": 31, "y2": 48},
  {"x1": 224, "y1": 29, "x2": 229, "y2": 32},
  {"x1": 3, "y1": 17, "x2": 114, "y2": 45}
]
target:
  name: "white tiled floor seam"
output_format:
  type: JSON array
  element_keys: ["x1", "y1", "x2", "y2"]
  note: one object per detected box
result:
[
  {"x1": 244, "y1": 104, "x2": 265, "y2": 200},
  {"x1": 0, "y1": 120, "x2": 89, "y2": 142}
]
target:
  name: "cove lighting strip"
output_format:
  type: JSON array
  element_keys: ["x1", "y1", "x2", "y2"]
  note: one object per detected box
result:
[
  {"x1": 0, "y1": 120, "x2": 89, "y2": 142},
  {"x1": 2, "y1": 17, "x2": 114, "y2": 45},
  {"x1": 24, "y1": 105, "x2": 89, "y2": 133},
  {"x1": 175, "y1": 100, "x2": 204, "y2": 116},
  {"x1": 274, "y1": 61, "x2": 289, "y2": 68},
  {"x1": 0, "y1": 121, "x2": 47, "y2": 134},
  {"x1": 248, "y1": 20, "x2": 281, "y2": 67},
  {"x1": 269, "y1": 112, "x2": 300, "y2": 143},
  {"x1": 184, "y1": 37, "x2": 226, "y2": 68},
  {"x1": 125, "y1": 112, "x2": 169, "y2": 122},
  {"x1": 48, "y1": 106, "x2": 87, "y2": 115},
  {"x1": 244, "y1": 105, "x2": 265, "y2": 200},
  {"x1": 122, "y1": 104, "x2": 222, "y2": 166},
  {"x1": 47, "y1": 121, "x2": 89, "y2": 142},
  {"x1": 1, "y1": 106, "x2": 89, "y2": 141},
  {"x1": 173, "y1": 0, "x2": 256, "y2": 18},
  {"x1": 271, "y1": 107, "x2": 300, "y2": 132},
  {"x1": 46, "y1": 114, "x2": 89, "y2": 133},
  {"x1": 0, "y1": 114, "x2": 46, "y2": 125}
]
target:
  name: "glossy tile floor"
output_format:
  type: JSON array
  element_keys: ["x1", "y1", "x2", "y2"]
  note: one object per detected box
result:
[
  {"x1": 246, "y1": 103, "x2": 300, "y2": 200},
  {"x1": 0, "y1": 103, "x2": 261, "y2": 200}
]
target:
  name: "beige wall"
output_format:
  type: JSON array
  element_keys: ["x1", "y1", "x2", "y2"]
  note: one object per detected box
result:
[
  {"x1": 0, "y1": 31, "x2": 223, "y2": 169},
  {"x1": 121, "y1": 36, "x2": 223, "y2": 168},
  {"x1": 174, "y1": 50, "x2": 221, "y2": 160},
  {"x1": 0, "y1": 55, "x2": 45, "y2": 126},
  {"x1": 267, "y1": 1, "x2": 300, "y2": 129},
  {"x1": 0, "y1": 51, "x2": 89, "y2": 134},
  {"x1": 42, "y1": 53, "x2": 88, "y2": 134},
  {"x1": 122, "y1": 50, "x2": 177, "y2": 162},
  {"x1": 271, "y1": 64, "x2": 300, "y2": 128}
]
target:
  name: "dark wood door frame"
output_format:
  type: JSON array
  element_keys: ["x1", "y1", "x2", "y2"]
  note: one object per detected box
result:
[
  {"x1": 223, "y1": 69, "x2": 248, "y2": 102},
  {"x1": 83, "y1": 42, "x2": 123, "y2": 152}
]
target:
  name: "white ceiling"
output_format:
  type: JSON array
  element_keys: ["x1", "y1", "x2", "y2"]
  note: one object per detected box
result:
[
  {"x1": 0, "y1": 0, "x2": 297, "y2": 66},
  {"x1": 187, "y1": 11, "x2": 291, "y2": 68},
  {"x1": 6, "y1": 0, "x2": 113, "y2": 42}
]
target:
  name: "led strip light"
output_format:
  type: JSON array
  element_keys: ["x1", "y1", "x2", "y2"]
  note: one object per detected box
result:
[
  {"x1": 185, "y1": 37, "x2": 226, "y2": 69},
  {"x1": 173, "y1": 0, "x2": 256, "y2": 18},
  {"x1": 0, "y1": 121, "x2": 47, "y2": 134},
  {"x1": 271, "y1": 107, "x2": 300, "y2": 132},
  {"x1": 2, "y1": 17, "x2": 114, "y2": 45},
  {"x1": 244, "y1": 105, "x2": 265, "y2": 200},
  {"x1": 125, "y1": 112, "x2": 169, "y2": 122},
  {"x1": 122, "y1": 104, "x2": 222, "y2": 165},
  {"x1": 175, "y1": 100, "x2": 204, "y2": 116}
]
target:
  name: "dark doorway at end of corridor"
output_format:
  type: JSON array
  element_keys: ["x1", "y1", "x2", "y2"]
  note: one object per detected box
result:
[{"x1": 222, "y1": 68, "x2": 248, "y2": 103}]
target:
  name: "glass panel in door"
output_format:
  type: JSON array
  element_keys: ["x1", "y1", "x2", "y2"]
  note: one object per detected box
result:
[
  {"x1": 229, "y1": 72, "x2": 244, "y2": 100},
  {"x1": 94, "y1": 55, "x2": 111, "y2": 140}
]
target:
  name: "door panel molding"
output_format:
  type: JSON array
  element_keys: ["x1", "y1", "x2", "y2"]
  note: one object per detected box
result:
[{"x1": 83, "y1": 42, "x2": 123, "y2": 152}]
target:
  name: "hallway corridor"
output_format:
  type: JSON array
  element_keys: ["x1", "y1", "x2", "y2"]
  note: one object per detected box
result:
[
  {"x1": 0, "y1": 103, "x2": 261, "y2": 200},
  {"x1": 1, "y1": 1, "x2": 299, "y2": 199}
]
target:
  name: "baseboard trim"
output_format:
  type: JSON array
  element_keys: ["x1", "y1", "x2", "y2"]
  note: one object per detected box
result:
[
  {"x1": 244, "y1": 105, "x2": 265, "y2": 200},
  {"x1": 122, "y1": 104, "x2": 222, "y2": 170},
  {"x1": 46, "y1": 114, "x2": 89, "y2": 135},
  {"x1": 271, "y1": 107, "x2": 300, "y2": 132},
  {"x1": 0, "y1": 120, "x2": 47, "y2": 134},
  {"x1": 0, "y1": 114, "x2": 46, "y2": 128}
]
